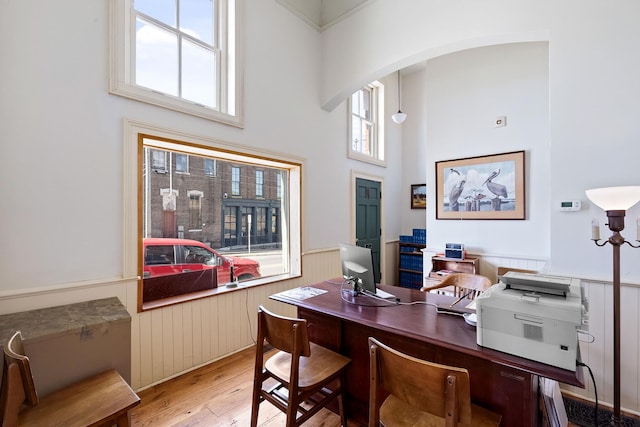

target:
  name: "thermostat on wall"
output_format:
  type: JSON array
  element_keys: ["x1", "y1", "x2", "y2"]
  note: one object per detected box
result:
[{"x1": 559, "y1": 200, "x2": 581, "y2": 211}]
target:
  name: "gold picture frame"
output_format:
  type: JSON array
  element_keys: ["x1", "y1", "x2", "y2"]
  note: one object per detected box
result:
[{"x1": 435, "y1": 150, "x2": 525, "y2": 220}]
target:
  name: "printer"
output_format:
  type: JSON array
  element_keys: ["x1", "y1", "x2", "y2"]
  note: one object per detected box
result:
[{"x1": 476, "y1": 272, "x2": 587, "y2": 371}]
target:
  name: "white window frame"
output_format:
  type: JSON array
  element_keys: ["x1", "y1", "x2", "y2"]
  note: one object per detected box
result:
[
  {"x1": 204, "y1": 158, "x2": 216, "y2": 177},
  {"x1": 123, "y1": 119, "x2": 302, "y2": 312},
  {"x1": 151, "y1": 150, "x2": 167, "y2": 172},
  {"x1": 175, "y1": 153, "x2": 189, "y2": 173},
  {"x1": 256, "y1": 170, "x2": 264, "y2": 198},
  {"x1": 109, "y1": 0, "x2": 244, "y2": 128},
  {"x1": 187, "y1": 190, "x2": 203, "y2": 231},
  {"x1": 347, "y1": 81, "x2": 386, "y2": 167},
  {"x1": 231, "y1": 166, "x2": 241, "y2": 196}
]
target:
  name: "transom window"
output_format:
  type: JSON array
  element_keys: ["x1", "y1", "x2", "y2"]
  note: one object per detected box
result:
[
  {"x1": 110, "y1": 0, "x2": 243, "y2": 127},
  {"x1": 348, "y1": 81, "x2": 386, "y2": 166}
]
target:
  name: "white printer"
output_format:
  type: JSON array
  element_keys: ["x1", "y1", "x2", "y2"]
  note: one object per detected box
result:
[{"x1": 476, "y1": 272, "x2": 587, "y2": 372}]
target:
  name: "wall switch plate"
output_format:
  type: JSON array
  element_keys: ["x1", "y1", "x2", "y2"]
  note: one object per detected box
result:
[{"x1": 495, "y1": 116, "x2": 507, "y2": 127}]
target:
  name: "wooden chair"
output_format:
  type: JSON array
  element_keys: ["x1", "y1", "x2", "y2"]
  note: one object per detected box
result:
[
  {"x1": 420, "y1": 272, "x2": 492, "y2": 301},
  {"x1": 250, "y1": 305, "x2": 351, "y2": 427},
  {"x1": 368, "y1": 337, "x2": 501, "y2": 427},
  {"x1": 1, "y1": 330, "x2": 140, "y2": 427}
]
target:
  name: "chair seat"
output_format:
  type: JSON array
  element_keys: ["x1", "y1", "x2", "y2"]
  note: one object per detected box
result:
[
  {"x1": 265, "y1": 342, "x2": 351, "y2": 390},
  {"x1": 18, "y1": 369, "x2": 140, "y2": 427},
  {"x1": 380, "y1": 395, "x2": 501, "y2": 427}
]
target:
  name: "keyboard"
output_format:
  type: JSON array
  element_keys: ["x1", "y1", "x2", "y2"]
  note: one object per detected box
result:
[{"x1": 375, "y1": 287, "x2": 397, "y2": 299}]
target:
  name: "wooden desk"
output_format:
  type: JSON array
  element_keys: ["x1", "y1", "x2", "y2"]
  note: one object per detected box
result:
[{"x1": 271, "y1": 280, "x2": 583, "y2": 427}]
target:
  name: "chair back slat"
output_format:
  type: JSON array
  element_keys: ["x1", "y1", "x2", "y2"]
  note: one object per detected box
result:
[
  {"x1": 421, "y1": 273, "x2": 492, "y2": 300},
  {"x1": 258, "y1": 305, "x2": 310, "y2": 357},
  {"x1": 369, "y1": 337, "x2": 473, "y2": 425}
]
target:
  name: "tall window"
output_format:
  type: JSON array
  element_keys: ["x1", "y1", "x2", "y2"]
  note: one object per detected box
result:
[
  {"x1": 348, "y1": 81, "x2": 385, "y2": 166},
  {"x1": 188, "y1": 191, "x2": 202, "y2": 230},
  {"x1": 151, "y1": 150, "x2": 167, "y2": 171},
  {"x1": 110, "y1": 0, "x2": 243, "y2": 127},
  {"x1": 204, "y1": 158, "x2": 216, "y2": 176},
  {"x1": 256, "y1": 170, "x2": 264, "y2": 197},
  {"x1": 256, "y1": 207, "x2": 267, "y2": 243},
  {"x1": 137, "y1": 132, "x2": 302, "y2": 311},
  {"x1": 231, "y1": 166, "x2": 240, "y2": 196},
  {"x1": 175, "y1": 154, "x2": 188, "y2": 173},
  {"x1": 224, "y1": 206, "x2": 237, "y2": 247},
  {"x1": 276, "y1": 172, "x2": 282, "y2": 199}
]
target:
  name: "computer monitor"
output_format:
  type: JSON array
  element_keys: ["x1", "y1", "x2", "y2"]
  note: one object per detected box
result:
[{"x1": 339, "y1": 243, "x2": 376, "y2": 295}]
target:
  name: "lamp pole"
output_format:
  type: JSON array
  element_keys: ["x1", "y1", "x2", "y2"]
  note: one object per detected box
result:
[
  {"x1": 593, "y1": 209, "x2": 638, "y2": 426},
  {"x1": 586, "y1": 186, "x2": 640, "y2": 427}
]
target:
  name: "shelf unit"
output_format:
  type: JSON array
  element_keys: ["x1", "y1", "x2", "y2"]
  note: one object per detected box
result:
[{"x1": 398, "y1": 242, "x2": 426, "y2": 289}]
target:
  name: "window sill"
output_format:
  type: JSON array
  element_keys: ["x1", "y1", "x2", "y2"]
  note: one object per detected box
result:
[
  {"x1": 347, "y1": 152, "x2": 387, "y2": 167},
  {"x1": 138, "y1": 272, "x2": 300, "y2": 312}
]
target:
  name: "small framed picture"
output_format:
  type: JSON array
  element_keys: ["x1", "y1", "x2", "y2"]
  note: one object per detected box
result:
[{"x1": 411, "y1": 184, "x2": 427, "y2": 209}]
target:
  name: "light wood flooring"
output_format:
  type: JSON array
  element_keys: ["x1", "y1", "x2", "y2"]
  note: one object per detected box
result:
[{"x1": 130, "y1": 346, "x2": 362, "y2": 427}]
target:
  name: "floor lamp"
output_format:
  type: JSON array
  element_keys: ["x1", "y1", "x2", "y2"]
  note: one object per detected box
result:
[{"x1": 585, "y1": 185, "x2": 640, "y2": 426}]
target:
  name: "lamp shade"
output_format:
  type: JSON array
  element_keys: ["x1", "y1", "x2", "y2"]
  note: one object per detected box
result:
[
  {"x1": 392, "y1": 111, "x2": 407, "y2": 124},
  {"x1": 585, "y1": 186, "x2": 640, "y2": 211}
]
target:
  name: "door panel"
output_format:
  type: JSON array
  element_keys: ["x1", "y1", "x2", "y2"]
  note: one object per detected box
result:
[{"x1": 355, "y1": 178, "x2": 381, "y2": 283}]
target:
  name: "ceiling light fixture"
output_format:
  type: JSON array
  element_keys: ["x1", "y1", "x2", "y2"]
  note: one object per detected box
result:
[{"x1": 391, "y1": 70, "x2": 407, "y2": 124}]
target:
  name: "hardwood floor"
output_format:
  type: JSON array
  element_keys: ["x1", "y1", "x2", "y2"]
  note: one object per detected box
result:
[{"x1": 131, "y1": 346, "x2": 363, "y2": 427}]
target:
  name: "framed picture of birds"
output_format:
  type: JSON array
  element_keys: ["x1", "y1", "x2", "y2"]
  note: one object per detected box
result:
[{"x1": 435, "y1": 150, "x2": 525, "y2": 220}]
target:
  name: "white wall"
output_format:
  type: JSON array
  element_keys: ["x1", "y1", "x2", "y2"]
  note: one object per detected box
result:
[
  {"x1": 423, "y1": 42, "x2": 551, "y2": 257},
  {"x1": 399, "y1": 69, "x2": 429, "y2": 235},
  {"x1": 319, "y1": 0, "x2": 640, "y2": 415},
  {"x1": 4, "y1": 0, "x2": 640, "y2": 414},
  {"x1": 0, "y1": 0, "x2": 403, "y2": 294},
  {"x1": 320, "y1": 0, "x2": 640, "y2": 282}
]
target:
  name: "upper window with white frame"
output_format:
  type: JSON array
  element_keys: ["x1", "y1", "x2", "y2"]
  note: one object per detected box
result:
[
  {"x1": 109, "y1": 0, "x2": 243, "y2": 127},
  {"x1": 348, "y1": 81, "x2": 385, "y2": 166}
]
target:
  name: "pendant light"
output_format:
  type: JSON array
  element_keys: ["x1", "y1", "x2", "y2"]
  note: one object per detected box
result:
[{"x1": 391, "y1": 70, "x2": 407, "y2": 124}]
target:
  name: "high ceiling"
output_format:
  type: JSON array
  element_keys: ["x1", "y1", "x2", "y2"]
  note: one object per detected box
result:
[{"x1": 275, "y1": 0, "x2": 371, "y2": 31}]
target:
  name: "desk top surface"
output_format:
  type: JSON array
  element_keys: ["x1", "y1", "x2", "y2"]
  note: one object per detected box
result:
[{"x1": 271, "y1": 279, "x2": 583, "y2": 388}]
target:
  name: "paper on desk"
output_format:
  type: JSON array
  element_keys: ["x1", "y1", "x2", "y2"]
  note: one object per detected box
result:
[
  {"x1": 274, "y1": 287, "x2": 327, "y2": 300},
  {"x1": 465, "y1": 299, "x2": 477, "y2": 310}
]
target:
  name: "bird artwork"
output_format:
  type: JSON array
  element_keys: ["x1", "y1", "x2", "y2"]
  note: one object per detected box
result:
[
  {"x1": 482, "y1": 168, "x2": 508, "y2": 210},
  {"x1": 448, "y1": 168, "x2": 466, "y2": 211}
]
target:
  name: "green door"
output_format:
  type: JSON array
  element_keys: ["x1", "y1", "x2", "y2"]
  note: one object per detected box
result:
[{"x1": 355, "y1": 178, "x2": 381, "y2": 283}]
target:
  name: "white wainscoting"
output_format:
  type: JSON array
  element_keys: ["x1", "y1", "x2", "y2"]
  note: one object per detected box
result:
[
  {"x1": 2, "y1": 244, "x2": 640, "y2": 416},
  {"x1": 0, "y1": 248, "x2": 341, "y2": 391}
]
